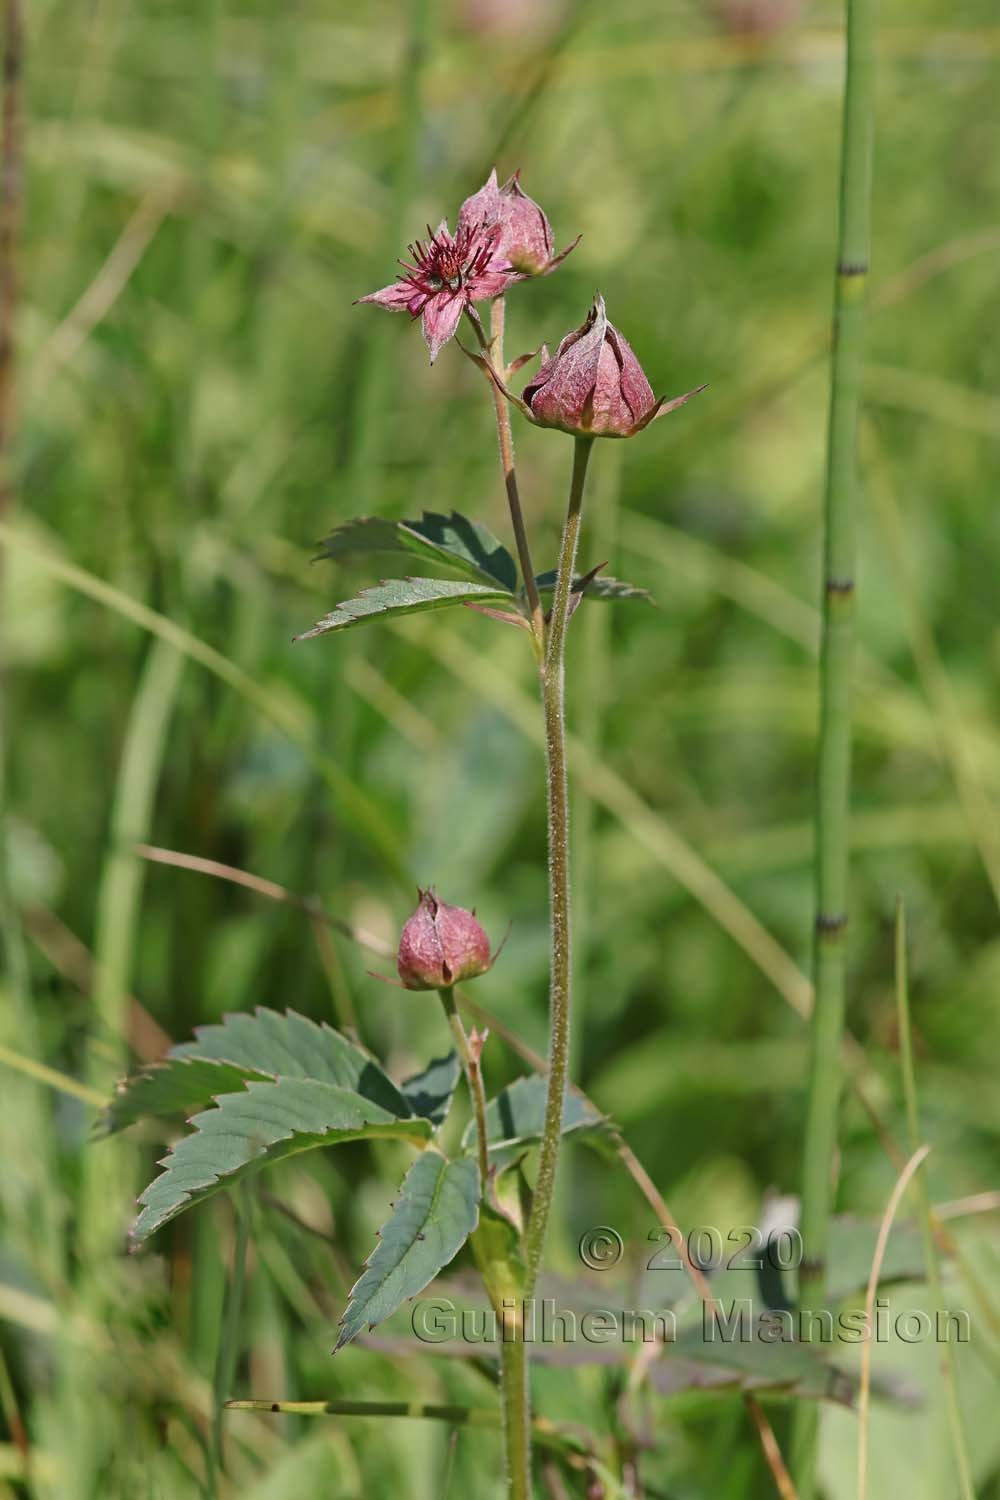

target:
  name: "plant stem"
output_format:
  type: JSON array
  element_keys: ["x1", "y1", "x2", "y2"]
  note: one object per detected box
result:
[
  {"x1": 894, "y1": 900, "x2": 975, "y2": 1500},
  {"x1": 793, "y1": 0, "x2": 878, "y2": 1489},
  {"x1": 499, "y1": 1333, "x2": 532, "y2": 1500},
  {"x1": 523, "y1": 434, "x2": 593, "y2": 1292},
  {"x1": 479, "y1": 297, "x2": 545, "y2": 648},
  {"x1": 441, "y1": 978, "x2": 531, "y2": 1500},
  {"x1": 437, "y1": 985, "x2": 489, "y2": 1189},
  {"x1": 227, "y1": 1394, "x2": 579, "y2": 1464}
]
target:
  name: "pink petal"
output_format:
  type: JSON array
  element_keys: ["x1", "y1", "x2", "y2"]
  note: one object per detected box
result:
[
  {"x1": 458, "y1": 169, "x2": 501, "y2": 234},
  {"x1": 524, "y1": 297, "x2": 607, "y2": 430},
  {"x1": 356, "y1": 280, "x2": 418, "y2": 313},
  {"x1": 421, "y1": 290, "x2": 467, "y2": 363},
  {"x1": 469, "y1": 266, "x2": 521, "y2": 301},
  {"x1": 606, "y1": 324, "x2": 656, "y2": 425},
  {"x1": 498, "y1": 176, "x2": 553, "y2": 273},
  {"x1": 590, "y1": 338, "x2": 635, "y2": 434}
]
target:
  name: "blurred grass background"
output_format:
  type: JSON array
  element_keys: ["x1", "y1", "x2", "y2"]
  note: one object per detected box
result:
[{"x1": 2, "y1": 0, "x2": 1000, "y2": 1495}]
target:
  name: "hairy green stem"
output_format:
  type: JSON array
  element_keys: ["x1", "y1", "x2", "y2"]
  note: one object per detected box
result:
[
  {"x1": 523, "y1": 435, "x2": 593, "y2": 1291},
  {"x1": 499, "y1": 1333, "x2": 532, "y2": 1500},
  {"x1": 439, "y1": 979, "x2": 530, "y2": 1497},
  {"x1": 437, "y1": 985, "x2": 489, "y2": 1189},
  {"x1": 793, "y1": 0, "x2": 878, "y2": 1489},
  {"x1": 477, "y1": 298, "x2": 545, "y2": 648}
]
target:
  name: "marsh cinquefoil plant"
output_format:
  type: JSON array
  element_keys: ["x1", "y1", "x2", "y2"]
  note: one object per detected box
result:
[{"x1": 106, "y1": 173, "x2": 706, "y2": 1495}]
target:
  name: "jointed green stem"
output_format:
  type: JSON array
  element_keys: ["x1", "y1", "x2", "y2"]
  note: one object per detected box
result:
[
  {"x1": 794, "y1": 0, "x2": 878, "y2": 1489},
  {"x1": 437, "y1": 985, "x2": 490, "y2": 1189},
  {"x1": 523, "y1": 434, "x2": 593, "y2": 1293}
]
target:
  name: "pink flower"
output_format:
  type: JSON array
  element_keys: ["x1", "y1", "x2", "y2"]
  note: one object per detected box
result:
[
  {"x1": 458, "y1": 169, "x2": 578, "y2": 277},
  {"x1": 397, "y1": 888, "x2": 494, "y2": 990},
  {"x1": 521, "y1": 294, "x2": 706, "y2": 438},
  {"x1": 357, "y1": 218, "x2": 516, "y2": 363}
]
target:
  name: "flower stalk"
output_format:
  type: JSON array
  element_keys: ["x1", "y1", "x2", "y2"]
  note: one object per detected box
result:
[
  {"x1": 793, "y1": 0, "x2": 879, "y2": 1490},
  {"x1": 477, "y1": 297, "x2": 545, "y2": 648},
  {"x1": 523, "y1": 434, "x2": 593, "y2": 1291},
  {"x1": 437, "y1": 984, "x2": 490, "y2": 1189}
]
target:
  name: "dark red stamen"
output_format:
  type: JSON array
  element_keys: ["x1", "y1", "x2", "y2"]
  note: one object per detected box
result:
[{"x1": 395, "y1": 219, "x2": 503, "y2": 305}]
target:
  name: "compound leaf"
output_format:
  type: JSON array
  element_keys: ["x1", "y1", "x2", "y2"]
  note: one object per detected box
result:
[
  {"x1": 464, "y1": 1075, "x2": 610, "y2": 1174},
  {"x1": 102, "y1": 1008, "x2": 409, "y2": 1135},
  {"x1": 534, "y1": 570, "x2": 653, "y2": 605},
  {"x1": 336, "y1": 1150, "x2": 480, "y2": 1350},
  {"x1": 318, "y1": 512, "x2": 518, "y2": 593},
  {"x1": 132, "y1": 1078, "x2": 432, "y2": 1244},
  {"x1": 400, "y1": 1052, "x2": 461, "y2": 1128},
  {"x1": 297, "y1": 578, "x2": 518, "y2": 641}
]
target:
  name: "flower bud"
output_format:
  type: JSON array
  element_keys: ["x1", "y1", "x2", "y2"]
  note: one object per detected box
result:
[
  {"x1": 498, "y1": 174, "x2": 558, "y2": 276},
  {"x1": 521, "y1": 294, "x2": 705, "y2": 439},
  {"x1": 397, "y1": 888, "x2": 493, "y2": 991},
  {"x1": 458, "y1": 169, "x2": 578, "y2": 278}
]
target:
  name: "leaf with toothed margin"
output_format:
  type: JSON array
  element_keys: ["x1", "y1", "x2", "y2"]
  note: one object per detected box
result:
[
  {"x1": 131, "y1": 1078, "x2": 433, "y2": 1244},
  {"x1": 99, "y1": 1007, "x2": 410, "y2": 1136},
  {"x1": 296, "y1": 578, "x2": 519, "y2": 641},
  {"x1": 399, "y1": 1052, "x2": 461, "y2": 1128},
  {"x1": 317, "y1": 512, "x2": 519, "y2": 593},
  {"x1": 534, "y1": 570, "x2": 653, "y2": 604},
  {"x1": 335, "y1": 1150, "x2": 480, "y2": 1350},
  {"x1": 463, "y1": 1075, "x2": 612, "y2": 1175}
]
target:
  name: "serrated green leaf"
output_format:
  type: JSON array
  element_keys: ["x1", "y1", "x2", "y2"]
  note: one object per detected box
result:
[
  {"x1": 534, "y1": 570, "x2": 653, "y2": 604},
  {"x1": 318, "y1": 512, "x2": 519, "y2": 592},
  {"x1": 99, "y1": 1054, "x2": 274, "y2": 1137},
  {"x1": 400, "y1": 1052, "x2": 461, "y2": 1127},
  {"x1": 297, "y1": 578, "x2": 519, "y2": 641},
  {"x1": 335, "y1": 1151, "x2": 480, "y2": 1350},
  {"x1": 132, "y1": 1079, "x2": 433, "y2": 1243},
  {"x1": 101, "y1": 1008, "x2": 409, "y2": 1135},
  {"x1": 464, "y1": 1075, "x2": 610, "y2": 1174}
]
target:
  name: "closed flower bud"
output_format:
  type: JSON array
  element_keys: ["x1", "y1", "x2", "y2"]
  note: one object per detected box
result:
[
  {"x1": 521, "y1": 293, "x2": 705, "y2": 439},
  {"x1": 458, "y1": 169, "x2": 578, "y2": 278},
  {"x1": 397, "y1": 888, "x2": 494, "y2": 991}
]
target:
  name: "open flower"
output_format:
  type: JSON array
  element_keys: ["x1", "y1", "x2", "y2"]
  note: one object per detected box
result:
[
  {"x1": 520, "y1": 294, "x2": 706, "y2": 438},
  {"x1": 357, "y1": 219, "x2": 517, "y2": 363},
  {"x1": 458, "y1": 169, "x2": 579, "y2": 277},
  {"x1": 397, "y1": 888, "x2": 495, "y2": 990}
]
